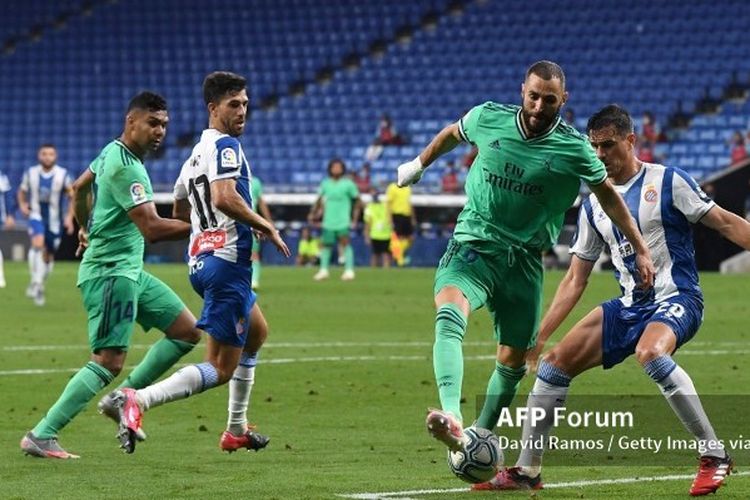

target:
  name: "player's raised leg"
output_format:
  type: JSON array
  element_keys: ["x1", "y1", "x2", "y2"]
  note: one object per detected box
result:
[
  {"x1": 221, "y1": 303, "x2": 270, "y2": 452},
  {"x1": 635, "y1": 319, "x2": 733, "y2": 496},
  {"x1": 427, "y1": 283, "x2": 472, "y2": 452}
]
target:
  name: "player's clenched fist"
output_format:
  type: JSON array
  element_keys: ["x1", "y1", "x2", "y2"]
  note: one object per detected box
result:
[{"x1": 397, "y1": 156, "x2": 425, "y2": 187}]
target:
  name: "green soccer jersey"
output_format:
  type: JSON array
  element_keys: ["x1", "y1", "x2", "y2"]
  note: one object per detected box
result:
[
  {"x1": 318, "y1": 177, "x2": 359, "y2": 230},
  {"x1": 77, "y1": 140, "x2": 154, "y2": 286},
  {"x1": 251, "y1": 176, "x2": 263, "y2": 212},
  {"x1": 455, "y1": 102, "x2": 606, "y2": 252}
]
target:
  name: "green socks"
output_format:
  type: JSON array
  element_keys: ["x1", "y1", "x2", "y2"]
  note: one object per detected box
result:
[
  {"x1": 433, "y1": 303, "x2": 467, "y2": 422},
  {"x1": 320, "y1": 247, "x2": 332, "y2": 271},
  {"x1": 476, "y1": 361, "x2": 526, "y2": 429},
  {"x1": 32, "y1": 361, "x2": 114, "y2": 439},
  {"x1": 343, "y1": 245, "x2": 354, "y2": 272},
  {"x1": 118, "y1": 338, "x2": 196, "y2": 389}
]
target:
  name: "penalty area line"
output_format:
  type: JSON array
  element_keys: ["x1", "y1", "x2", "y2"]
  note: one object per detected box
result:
[{"x1": 338, "y1": 470, "x2": 750, "y2": 499}]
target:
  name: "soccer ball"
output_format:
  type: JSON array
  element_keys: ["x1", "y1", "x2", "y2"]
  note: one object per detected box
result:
[{"x1": 447, "y1": 426, "x2": 503, "y2": 483}]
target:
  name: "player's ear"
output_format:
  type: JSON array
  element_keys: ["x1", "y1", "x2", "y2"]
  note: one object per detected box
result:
[
  {"x1": 561, "y1": 91, "x2": 569, "y2": 106},
  {"x1": 520, "y1": 83, "x2": 526, "y2": 99},
  {"x1": 627, "y1": 132, "x2": 637, "y2": 147},
  {"x1": 207, "y1": 101, "x2": 217, "y2": 116}
]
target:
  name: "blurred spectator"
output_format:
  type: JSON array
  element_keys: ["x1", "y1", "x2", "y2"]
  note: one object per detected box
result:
[
  {"x1": 353, "y1": 163, "x2": 372, "y2": 193},
  {"x1": 296, "y1": 226, "x2": 320, "y2": 267},
  {"x1": 639, "y1": 111, "x2": 661, "y2": 143},
  {"x1": 363, "y1": 187, "x2": 392, "y2": 268},
  {"x1": 365, "y1": 114, "x2": 405, "y2": 161},
  {"x1": 637, "y1": 140, "x2": 656, "y2": 163},
  {"x1": 729, "y1": 131, "x2": 748, "y2": 165},
  {"x1": 461, "y1": 144, "x2": 478, "y2": 168},
  {"x1": 441, "y1": 161, "x2": 460, "y2": 193}
]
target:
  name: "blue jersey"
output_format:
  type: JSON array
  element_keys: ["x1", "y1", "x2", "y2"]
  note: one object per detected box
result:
[
  {"x1": 174, "y1": 129, "x2": 254, "y2": 266},
  {"x1": 571, "y1": 163, "x2": 714, "y2": 306},
  {"x1": 0, "y1": 170, "x2": 11, "y2": 222},
  {"x1": 20, "y1": 164, "x2": 72, "y2": 233}
]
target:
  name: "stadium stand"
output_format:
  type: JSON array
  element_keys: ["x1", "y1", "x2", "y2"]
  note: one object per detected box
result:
[{"x1": 0, "y1": 0, "x2": 749, "y2": 197}]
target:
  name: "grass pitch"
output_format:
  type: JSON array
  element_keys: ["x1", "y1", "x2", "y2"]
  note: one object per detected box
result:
[{"x1": 0, "y1": 262, "x2": 748, "y2": 499}]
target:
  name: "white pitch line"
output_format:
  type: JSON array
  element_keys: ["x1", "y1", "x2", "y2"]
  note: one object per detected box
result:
[
  {"x1": 3, "y1": 339, "x2": 750, "y2": 352},
  {"x1": 338, "y1": 470, "x2": 750, "y2": 499},
  {"x1": 0, "y1": 347, "x2": 747, "y2": 377}
]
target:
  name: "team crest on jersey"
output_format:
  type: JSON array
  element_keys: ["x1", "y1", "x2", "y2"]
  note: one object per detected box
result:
[
  {"x1": 221, "y1": 148, "x2": 238, "y2": 168},
  {"x1": 130, "y1": 182, "x2": 147, "y2": 204},
  {"x1": 643, "y1": 183, "x2": 658, "y2": 203},
  {"x1": 235, "y1": 316, "x2": 246, "y2": 336}
]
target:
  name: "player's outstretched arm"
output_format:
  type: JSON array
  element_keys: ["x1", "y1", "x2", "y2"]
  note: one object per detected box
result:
[
  {"x1": 527, "y1": 255, "x2": 595, "y2": 371},
  {"x1": 397, "y1": 123, "x2": 463, "y2": 187},
  {"x1": 128, "y1": 202, "x2": 191, "y2": 243},
  {"x1": 211, "y1": 178, "x2": 291, "y2": 257},
  {"x1": 699, "y1": 205, "x2": 750, "y2": 250},
  {"x1": 590, "y1": 179, "x2": 655, "y2": 288}
]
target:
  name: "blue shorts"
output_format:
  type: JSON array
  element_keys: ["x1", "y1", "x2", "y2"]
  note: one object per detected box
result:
[
  {"x1": 189, "y1": 255, "x2": 256, "y2": 348},
  {"x1": 28, "y1": 219, "x2": 61, "y2": 253},
  {"x1": 601, "y1": 294, "x2": 703, "y2": 369}
]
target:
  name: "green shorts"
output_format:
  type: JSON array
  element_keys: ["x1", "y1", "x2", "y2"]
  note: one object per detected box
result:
[
  {"x1": 433, "y1": 238, "x2": 543, "y2": 349},
  {"x1": 79, "y1": 270, "x2": 185, "y2": 352},
  {"x1": 321, "y1": 227, "x2": 349, "y2": 246}
]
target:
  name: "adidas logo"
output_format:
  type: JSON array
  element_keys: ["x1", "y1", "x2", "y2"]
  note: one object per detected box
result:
[{"x1": 488, "y1": 139, "x2": 501, "y2": 150}]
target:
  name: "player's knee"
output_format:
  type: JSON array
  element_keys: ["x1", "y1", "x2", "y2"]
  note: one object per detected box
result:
[
  {"x1": 635, "y1": 345, "x2": 664, "y2": 366},
  {"x1": 540, "y1": 349, "x2": 571, "y2": 376}
]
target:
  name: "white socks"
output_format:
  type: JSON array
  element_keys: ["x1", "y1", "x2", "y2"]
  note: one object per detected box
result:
[
  {"x1": 136, "y1": 362, "x2": 219, "y2": 411},
  {"x1": 227, "y1": 352, "x2": 258, "y2": 435},
  {"x1": 645, "y1": 355, "x2": 724, "y2": 458},
  {"x1": 516, "y1": 361, "x2": 571, "y2": 478},
  {"x1": 28, "y1": 247, "x2": 45, "y2": 286}
]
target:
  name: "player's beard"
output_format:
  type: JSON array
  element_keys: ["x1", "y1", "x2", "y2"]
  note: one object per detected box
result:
[{"x1": 521, "y1": 107, "x2": 560, "y2": 135}]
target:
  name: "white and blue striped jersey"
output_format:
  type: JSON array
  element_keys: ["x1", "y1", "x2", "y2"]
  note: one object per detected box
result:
[
  {"x1": 174, "y1": 129, "x2": 254, "y2": 266},
  {"x1": 20, "y1": 164, "x2": 72, "y2": 233},
  {"x1": 0, "y1": 170, "x2": 11, "y2": 221},
  {"x1": 570, "y1": 163, "x2": 714, "y2": 306}
]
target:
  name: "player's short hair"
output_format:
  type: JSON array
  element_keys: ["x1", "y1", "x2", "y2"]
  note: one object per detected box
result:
[
  {"x1": 586, "y1": 104, "x2": 635, "y2": 137},
  {"x1": 203, "y1": 71, "x2": 247, "y2": 105},
  {"x1": 38, "y1": 143, "x2": 56, "y2": 151},
  {"x1": 127, "y1": 91, "x2": 168, "y2": 113},
  {"x1": 327, "y1": 158, "x2": 346, "y2": 175},
  {"x1": 525, "y1": 60, "x2": 566, "y2": 88}
]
